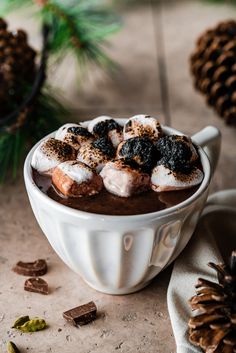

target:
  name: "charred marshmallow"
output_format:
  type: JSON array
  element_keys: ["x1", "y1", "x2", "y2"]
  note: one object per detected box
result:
[
  {"x1": 100, "y1": 160, "x2": 150, "y2": 197},
  {"x1": 77, "y1": 137, "x2": 115, "y2": 173},
  {"x1": 123, "y1": 114, "x2": 163, "y2": 141},
  {"x1": 151, "y1": 165, "x2": 203, "y2": 192},
  {"x1": 88, "y1": 116, "x2": 123, "y2": 148},
  {"x1": 55, "y1": 123, "x2": 94, "y2": 150},
  {"x1": 155, "y1": 135, "x2": 198, "y2": 174},
  {"x1": 52, "y1": 161, "x2": 103, "y2": 198},
  {"x1": 31, "y1": 138, "x2": 76, "y2": 175},
  {"x1": 117, "y1": 136, "x2": 156, "y2": 172}
]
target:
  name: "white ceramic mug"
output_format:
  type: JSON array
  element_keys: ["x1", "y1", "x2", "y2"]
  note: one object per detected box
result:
[{"x1": 24, "y1": 120, "x2": 221, "y2": 295}]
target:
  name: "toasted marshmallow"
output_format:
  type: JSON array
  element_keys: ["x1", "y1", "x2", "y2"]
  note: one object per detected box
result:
[
  {"x1": 55, "y1": 123, "x2": 94, "y2": 150},
  {"x1": 52, "y1": 161, "x2": 103, "y2": 198},
  {"x1": 117, "y1": 136, "x2": 156, "y2": 172},
  {"x1": 155, "y1": 135, "x2": 199, "y2": 174},
  {"x1": 88, "y1": 116, "x2": 113, "y2": 133},
  {"x1": 88, "y1": 116, "x2": 123, "y2": 148},
  {"x1": 108, "y1": 129, "x2": 123, "y2": 148},
  {"x1": 123, "y1": 114, "x2": 163, "y2": 141},
  {"x1": 31, "y1": 138, "x2": 77, "y2": 175},
  {"x1": 151, "y1": 164, "x2": 203, "y2": 192},
  {"x1": 100, "y1": 160, "x2": 150, "y2": 197},
  {"x1": 77, "y1": 137, "x2": 114, "y2": 173},
  {"x1": 169, "y1": 135, "x2": 198, "y2": 163}
]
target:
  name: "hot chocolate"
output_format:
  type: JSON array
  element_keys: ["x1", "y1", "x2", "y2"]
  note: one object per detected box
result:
[
  {"x1": 33, "y1": 169, "x2": 198, "y2": 215},
  {"x1": 31, "y1": 115, "x2": 204, "y2": 216}
]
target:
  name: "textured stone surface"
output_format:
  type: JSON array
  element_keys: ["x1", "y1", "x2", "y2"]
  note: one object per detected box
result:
[
  {"x1": 1, "y1": 1, "x2": 236, "y2": 352},
  {"x1": 0, "y1": 177, "x2": 173, "y2": 353}
]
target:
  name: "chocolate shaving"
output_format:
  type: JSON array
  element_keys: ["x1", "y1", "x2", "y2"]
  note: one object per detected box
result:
[
  {"x1": 63, "y1": 301, "x2": 97, "y2": 326},
  {"x1": 24, "y1": 277, "x2": 49, "y2": 295},
  {"x1": 13, "y1": 259, "x2": 47, "y2": 276}
]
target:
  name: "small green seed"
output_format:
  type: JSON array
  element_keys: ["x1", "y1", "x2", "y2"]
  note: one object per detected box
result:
[
  {"x1": 18, "y1": 318, "x2": 47, "y2": 332},
  {"x1": 12, "y1": 316, "x2": 30, "y2": 329},
  {"x1": 7, "y1": 341, "x2": 21, "y2": 353}
]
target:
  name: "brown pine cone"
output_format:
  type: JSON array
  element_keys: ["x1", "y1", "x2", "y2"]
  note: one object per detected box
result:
[
  {"x1": 188, "y1": 251, "x2": 236, "y2": 353},
  {"x1": 190, "y1": 20, "x2": 236, "y2": 125},
  {"x1": 0, "y1": 18, "x2": 36, "y2": 118}
]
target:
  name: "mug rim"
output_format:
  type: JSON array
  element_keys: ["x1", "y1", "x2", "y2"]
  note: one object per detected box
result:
[{"x1": 23, "y1": 120, "x2": 211, "y2": 221}]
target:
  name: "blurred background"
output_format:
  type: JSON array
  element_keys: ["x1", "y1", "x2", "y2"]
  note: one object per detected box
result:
[{"x1": 0, "y1": 0, "x2": 236, "y2": 191}]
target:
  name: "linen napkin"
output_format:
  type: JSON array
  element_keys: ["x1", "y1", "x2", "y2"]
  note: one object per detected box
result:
[{"x1": 167, "y1": 190, "x2": 236, "y2": 353}]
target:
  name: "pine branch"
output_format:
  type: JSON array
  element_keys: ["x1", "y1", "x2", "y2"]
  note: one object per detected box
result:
[
  {"x1": 0, "y1": 89, "x2": 68, "y2": 182},
  {"x1": 1, "y1": 0, "x2": 121, "y2": 69}
]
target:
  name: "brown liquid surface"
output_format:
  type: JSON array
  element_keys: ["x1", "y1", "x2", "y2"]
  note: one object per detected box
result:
[{"x1": 33, "y1": 170, "x2": 198, "y2": 216}]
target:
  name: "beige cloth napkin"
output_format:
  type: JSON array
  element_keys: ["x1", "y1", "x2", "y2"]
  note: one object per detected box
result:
[{"x1": 167, "y1": 190, "x2": 236, "y2": 353}]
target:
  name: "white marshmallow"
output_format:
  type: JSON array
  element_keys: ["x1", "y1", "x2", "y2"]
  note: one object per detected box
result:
[
  {"x1": 52, "y1": 161, "x2": 103, "y2": 197},
  {"x1": 123, "y1": 114, "x2": 162, "y2": 141},
  {"x1": 57, "y1": 160, "x2": 93, "y2": 184},
  {"x1": 108, "y1": 129, "x2": 123, "y2": 148},
  {"x1": 151, "y1": 164, "x2": 203, "y2": 192},
  {"x1": 31, "y1": 138, "x2": 76, "y2": 175},
  {"x1": 100, "y1": 160, "x2": 150, "y2": 197}
]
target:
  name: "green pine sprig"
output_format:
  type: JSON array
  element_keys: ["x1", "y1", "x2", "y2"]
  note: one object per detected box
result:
[
  {"x1": 0, "y1": 89, "x2": 67, "y2": 182},
  {"x1": 0, "y1": 0, "x2": 121, "y2": 182},
  {"x1": 1, "y1": 0, "x2": 121, "y2": 69}
]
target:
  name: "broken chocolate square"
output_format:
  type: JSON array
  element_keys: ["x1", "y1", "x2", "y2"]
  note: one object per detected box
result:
[
  {"x1": 24, "y1": 277, "x2": 49, "y2": 295},
  {"x1": 63, "y1": 301, "x2": 97, "y2": 326},
  {"x1": 12, "y1": 259, "x2": 47, "y2": 276}
]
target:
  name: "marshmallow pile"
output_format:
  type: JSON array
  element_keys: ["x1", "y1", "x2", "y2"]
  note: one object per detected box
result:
[{"x1": 31, "y1": 115, "x2": 204, "y2": 198}]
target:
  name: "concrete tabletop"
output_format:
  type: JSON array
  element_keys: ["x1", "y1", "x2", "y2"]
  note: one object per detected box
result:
[{"x1": 1, "y1": 1, "x2": 236, "y2": 352}]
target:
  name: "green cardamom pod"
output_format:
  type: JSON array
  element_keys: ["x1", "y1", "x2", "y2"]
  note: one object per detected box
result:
[
  {"x1": 12, "y1": 316, "x2": 30, "y2": 329},
  {"x1": 7, "y1": 341, "x2": 21, "y2": 353},
  {"x1": 18, "y1": 318, "x2": 47, "y2": 332}
]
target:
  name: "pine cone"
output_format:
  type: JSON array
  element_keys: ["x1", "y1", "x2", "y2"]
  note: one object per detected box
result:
[
  {"x1": 0, "y1": 18, "x2": 36, "y2": 118},
  {"x1": 190, "y1": 20, "x2": 236, "y2": 125},
  {"x1": 188, "y1": 251, "x2": 236, "y2": 353}
]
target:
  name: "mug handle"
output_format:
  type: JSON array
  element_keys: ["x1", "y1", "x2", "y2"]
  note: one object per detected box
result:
[{"x1": 191, "y1": 126, "x2": 221, "y2": 175}]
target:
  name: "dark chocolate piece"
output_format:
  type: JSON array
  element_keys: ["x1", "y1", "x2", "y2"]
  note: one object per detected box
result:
[
  {"x1": 24, "y1": 277, "x2": 49, "y2": 295},
  {"x1": 63, "y1": 301, "x2": 97, "y2": 326},
  {"x1": 13, "y1": 259, "x2": 47, "y2": 277}
]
